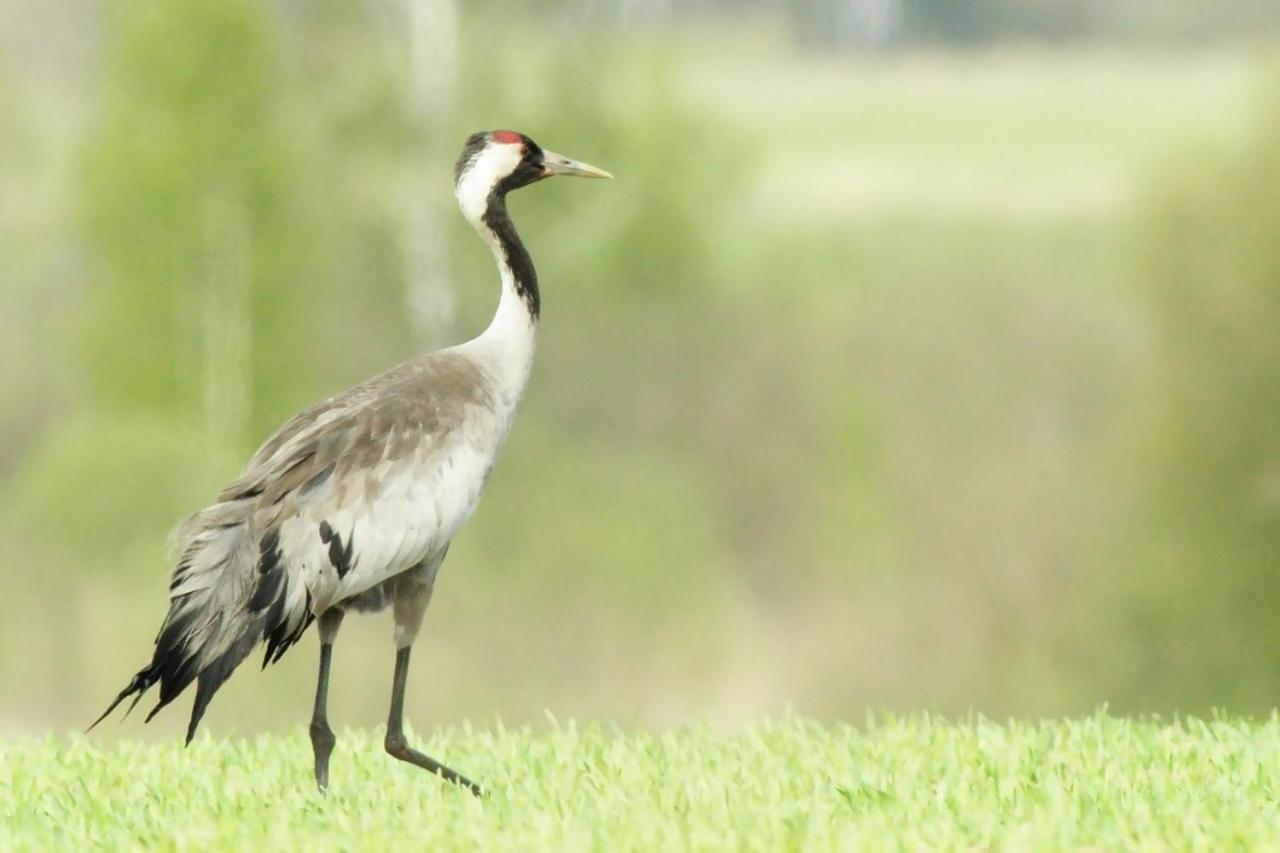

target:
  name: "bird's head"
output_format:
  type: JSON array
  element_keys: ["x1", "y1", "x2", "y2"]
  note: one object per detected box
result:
[{"x1": 454, "y1": 130, "x2": 611, "y2": 223}]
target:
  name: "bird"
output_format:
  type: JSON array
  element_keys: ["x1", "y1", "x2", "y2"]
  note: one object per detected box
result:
[{"x1": 90, "y1": 130, "x2": 612, "y2": 795}]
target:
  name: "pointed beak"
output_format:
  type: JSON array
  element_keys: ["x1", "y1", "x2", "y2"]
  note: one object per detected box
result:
[{"x1": 540, "y1": 149, "x2": 613, "y2": 180}]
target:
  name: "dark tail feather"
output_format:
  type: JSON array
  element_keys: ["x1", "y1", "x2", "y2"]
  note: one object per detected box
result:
[
  {"x1": 89, "y1": 522, "x2": 308, "y2": 743},
  {"x1": 176, "y1": 535, "x2": 295, "y2": 744},
  {"x1": 87, "y1": 667, "x2": 158, "y2": 732},
  {"x1": 184, "y1": 628, "x2": 263, "y2": 745},
  {"x1": 262, "y1": 589, "x2": 315, "y2": 670},
  {"x1": 92, "y1": 619, "x2": 210, "y2": 735},
  {"x1": 103, "y1": 602, "x2": 283, "y2": 744}
]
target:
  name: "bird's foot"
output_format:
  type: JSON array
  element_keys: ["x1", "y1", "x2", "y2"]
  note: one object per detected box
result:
[{"x1": 385, "y1": 732, "x2": 485, "y2": 797}]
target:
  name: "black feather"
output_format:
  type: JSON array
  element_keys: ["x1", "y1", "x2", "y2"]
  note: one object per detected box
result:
[
  {"x1": 87, "y1": 667, "x2": 157, "y2": 732},
  {"x1": 185, "y1": 634, "x2": 257, "y2": 745},
  {"x1": 249, "y1": 529, "x2": 285, "y2": 610},
  {"x1": 319, "y1": 522, "x2": 355, "y2": 579},
  {"x1": 263, "y1": 586, "x2": 314, "y2": 669},
  {"x1": 92, "y1": 522, "x2": 314, "y2": 741}
]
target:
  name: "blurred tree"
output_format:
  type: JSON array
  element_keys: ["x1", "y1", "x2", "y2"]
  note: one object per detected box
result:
[
  {"x1": 1122, "y1": 91, "x2": 1280, "y2": 711},
  {"x1": 0, "y1": 59, "x2": 45, "y2": 475},
  {"x1": 79, "y1": 0, "x2": 279, "y2": 450},
  {"x1": 793, "y1": 0, "x2": 901, "y2": 49},
  {"x1": 899, "y1": 0, "x2": 1099, "y2": 44},
  {"x1": 784, "y1": 0, "x2": 1280, "y2": 49},
  {"x1": 399, "y1": 0, "x2": 460, "y2": 345},
  {"x1": 7, "y1": 0, "x2": 424, "y2": 570},
  {"x1": 260, "y1": 0, "x2": 420, "y2": 430},
  {"x1": 80, "y1": 0, "x2": 422, "y2": 447}
]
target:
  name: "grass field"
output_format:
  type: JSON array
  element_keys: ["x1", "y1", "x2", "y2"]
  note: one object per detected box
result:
[{"x1": 5, "y1": 714, "x2": 1279, "y2": 850}]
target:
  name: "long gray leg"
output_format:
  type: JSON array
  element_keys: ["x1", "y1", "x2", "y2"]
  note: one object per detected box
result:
[
  {"x1": 384, "y1": 562, "x2": 483, "y2": 796},
  {"x1": 310, "y1": 608, "x2": 345, "y2": 792},
  {"x1": 386, "y1": 646, "x2": 483, "y2": 796}
]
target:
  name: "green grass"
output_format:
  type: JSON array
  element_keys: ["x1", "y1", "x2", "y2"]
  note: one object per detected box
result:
[{"x1": 4, "y1": 714, "x2": 1280, "y2": 850}]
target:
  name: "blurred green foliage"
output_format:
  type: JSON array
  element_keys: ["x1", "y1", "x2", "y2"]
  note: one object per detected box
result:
[
  {"x1": 1117, "y1": 91, "x2": 1280, "y2": 710},
  {"x1": 81, "y1": 0, "x2": 282, "y2": 418},
  {"x1": 79, "y1": 0, "x2": 420, "y2": 439}
]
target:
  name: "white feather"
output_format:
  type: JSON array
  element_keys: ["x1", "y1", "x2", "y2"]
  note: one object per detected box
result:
[{"x1": 455, "y1": 141, "x2": 523, "y2": 226}]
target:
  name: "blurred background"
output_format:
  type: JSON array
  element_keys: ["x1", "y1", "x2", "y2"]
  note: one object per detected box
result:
[{"x1": 2, "y1": 0, "x2": 1279, "y2": 738}]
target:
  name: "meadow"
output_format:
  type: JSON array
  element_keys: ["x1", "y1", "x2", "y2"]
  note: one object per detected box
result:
[{"x1": 6, "y1": 714, "x2": 1280, "y2": 850}]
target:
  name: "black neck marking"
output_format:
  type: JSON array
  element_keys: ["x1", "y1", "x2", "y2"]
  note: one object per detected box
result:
[{"x1": 482, "y1": 189, "x2": 540, "y2": 320}]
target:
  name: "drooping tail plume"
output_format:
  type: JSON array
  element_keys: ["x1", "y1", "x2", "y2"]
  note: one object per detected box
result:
[{"x1": 89, "y1": 502, "x2": 312, "y2": 743}]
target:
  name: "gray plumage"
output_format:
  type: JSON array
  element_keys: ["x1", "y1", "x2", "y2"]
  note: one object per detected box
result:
[
  {"x1": 92, "y1": 130, "x2": 611, "y2": 794},
  {"x1": 93, "y1": 351, "x2": 498, "y2": 738}
]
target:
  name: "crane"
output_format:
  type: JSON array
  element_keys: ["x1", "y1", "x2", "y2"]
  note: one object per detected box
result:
[{"x1": 90, "y1": 130, "x2": 612, "y2": 796}]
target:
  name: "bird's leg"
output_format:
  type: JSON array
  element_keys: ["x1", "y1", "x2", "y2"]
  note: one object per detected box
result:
[
  {"x1": 385, "y1": 644, "x2": 484, "y2": 797},
  {"x1": 310, "y1": 608, "x2": 345, "y2": 792},
  {"x1": 383, "y1": 569, "x2": 484, "y2": 796}
]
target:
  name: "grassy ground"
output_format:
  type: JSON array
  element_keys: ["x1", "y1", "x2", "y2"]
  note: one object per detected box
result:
[{"x1": 5, "y1": 715, "x2": 1279, "y2": 850}]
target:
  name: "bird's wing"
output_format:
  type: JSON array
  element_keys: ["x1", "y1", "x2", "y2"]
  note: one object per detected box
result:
[{"x1": 229, "y1": 350, "x2": 499, "y2": 614}]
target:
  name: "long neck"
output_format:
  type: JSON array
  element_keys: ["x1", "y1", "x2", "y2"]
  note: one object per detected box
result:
[
  {"x1": 481, "y1": 194, "x2": 539, "y2": 321},
  {"x1": 467, "y1": 193, "x2": 539, "y2": 401}
]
